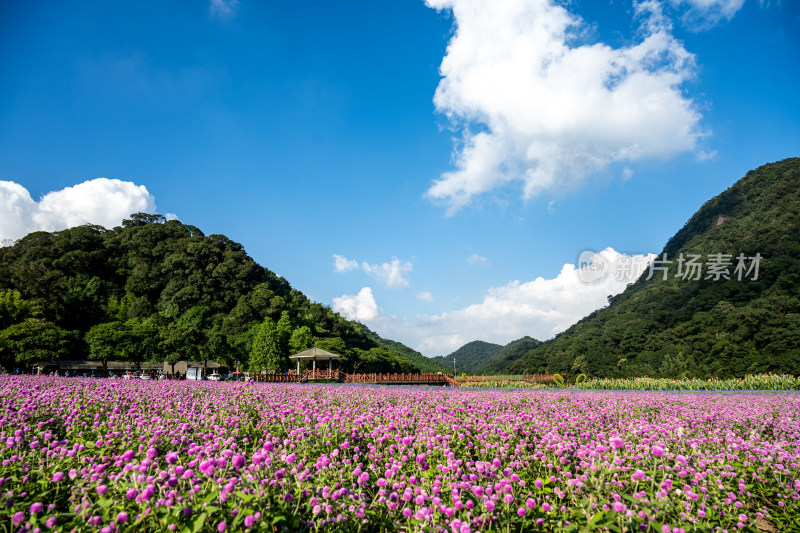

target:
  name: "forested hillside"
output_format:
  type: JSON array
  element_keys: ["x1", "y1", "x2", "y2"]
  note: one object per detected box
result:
[
  {"x1": 508, "y1": 158, "x2": 800, "y2": 379},
  {"x1": 431, "y1": 340, "x2": 502, "y2": 373},
  {"x1": 480, "y1": 336, "x2": 542, "y2": 374},
  {"x1": 0, "y1": 214, "x2": 420, "y2": 374}
]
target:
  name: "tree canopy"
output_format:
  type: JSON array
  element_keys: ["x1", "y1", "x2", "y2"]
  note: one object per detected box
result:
[{"x1": 0, "y1": 216, "x2": 420, "y2": 373}]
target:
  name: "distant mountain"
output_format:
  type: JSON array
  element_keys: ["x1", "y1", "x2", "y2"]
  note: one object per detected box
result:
[
  {"x1": 432, "y1": 340, "x2": 503, "y2": 373},
  {"x1": 481, "y1": 336, "x2": 542, "y2": 374},
  {"x1": 364, "y1": 329, "x2": 453, "y2": 374},
  {"x1": 506, "y1": 158, "x2": 800, "y2": 379}
]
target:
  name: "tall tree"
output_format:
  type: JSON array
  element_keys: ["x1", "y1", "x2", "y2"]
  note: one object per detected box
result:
[
  {"x1": 86, "y1": 321, "x2": 126, "y2": 372},
  {"x1": 249, "y1": 318, "x2": 284, "y2": 372},
  {"x1": 0, "y1": 289, "x2": 37, "y2": 330}
]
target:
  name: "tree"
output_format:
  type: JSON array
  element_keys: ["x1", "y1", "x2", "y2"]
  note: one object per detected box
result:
[
  {"x1": 86, "y1": 321, "x2": 126, "y2": 372},
  {"x1": 289, "y1": 326, "x2": 314, "y2": 353},
  {"x1": 0, "y1": 289, "x2": 37, "y2": 330},
  {"x1": 123, "y1": 318, "x2": 159, "y2": 370},
  {"x1": 0, "y1": 319, "x2": 79, "y2": 370},
  {"x1": 160, "y1": 322, "x2": 204, "y2": 375},
  {"x1": 249, "y1": 318, "x2": 284, "y2": 372}
]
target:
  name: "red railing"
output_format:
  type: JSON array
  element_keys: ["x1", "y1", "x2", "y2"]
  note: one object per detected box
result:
[
  {"x1": 456, "y1": 374, "x2": 555, "y2": 384},
  {"x1": 343, "y1": 373, "x2": 454, "y2": 385},
  {"x1": 304, "y1": 369, "x2": 342, "y2": 380},
  {"x1": 252, "y1": 372, "x2": 304, "y2": 383}
]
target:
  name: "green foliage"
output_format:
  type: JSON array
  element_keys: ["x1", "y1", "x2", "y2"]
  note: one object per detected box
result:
[
  {"x1": 85, "y1": 321, "x2": 127, "y2": 369},
  {"x1": 480, "y1": 336, "x2": 543, "y2": 374},
  {"x1": 572, "y1": 373, "x2": 800, "y2": 390},
  {"x1": 0, "y1": 215, "x2": 426, "y2": 373},
  {"x1": 288, "y1": 326, "x2": 313, "y2": 354},
  {"x1": 431, "y1": 340, "x2": 503, "y2": 373},
  {"x1": 0, "y1": 319, "x2": 80, "y2": 369},
  {"x1": 505, "y1": 158, "x2": 800, "y2": 379},
  {"x1": 249, "y1": 319, "x2": 284, "y2": 372},
  {"x1": 552, "y1": 373, "x2": 565, "y2": 387},
  {"x1": 364, "y1": 329, "x2": 451, "y2": 374},
  {"x1": 0, "y1": 289, "x2": 38, "y2": 330}
]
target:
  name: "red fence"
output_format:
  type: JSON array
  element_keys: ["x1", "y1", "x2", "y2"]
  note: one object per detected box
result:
[
  {"x1": 343, "y1": 372, "x2": 457, "y2": 386},
  {"x1": 456, "y1": 374, "x2": 555, "y2": 384}
]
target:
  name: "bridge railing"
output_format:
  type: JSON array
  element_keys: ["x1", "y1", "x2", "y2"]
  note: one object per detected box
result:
[
  {"x1": 456, "y1": 374, "x2": 555, "y2": 384},
  {"x1": 252, "y1": 371, "x2": 304, "y2": 383},
  {"x1": 304, "y1": 369, "x2": 342, "y2": 380},
  {"x1": 343, "y1": 372, "x2": 451, "y2": 384}
]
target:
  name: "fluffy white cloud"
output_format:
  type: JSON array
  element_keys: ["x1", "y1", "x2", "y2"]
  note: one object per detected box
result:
[
  {"x1": 357, "y1": 248, "x2": 655, "y2": 356},
  {"x1": 333, "y1": 254, "x2": 360, "y2": 273},
  {"x1": 417, "y1": 291, "x2": 434, "y2": 302},
  {"x1": 0, "y1": 178, "x2": 157, "y2": 242},
  {"x1": 332, "y1": 287, "x2": 379, "y2": 322},
  {"x1": 425, "y1": 0, "x2": 703, "y2": 213},
  {"x1": 362, "y1": 259, "x2": 413, "y2": 290},
  {"x1": 332, "y1": 255, "x2": 413, "y2": 290}
]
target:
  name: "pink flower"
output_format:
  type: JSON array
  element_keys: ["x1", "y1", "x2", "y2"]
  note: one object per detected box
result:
[
  {"x1": 652, "y1": 446, "x2": 665, "y2": 458},
  {"x1": 217, "y1": 521, "x2": 227, "y2": 532}
]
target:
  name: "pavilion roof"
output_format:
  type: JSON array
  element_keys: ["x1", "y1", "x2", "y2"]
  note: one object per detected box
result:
[{"x1": 288, "y1": 347, "x2": 341, "y2": 361}]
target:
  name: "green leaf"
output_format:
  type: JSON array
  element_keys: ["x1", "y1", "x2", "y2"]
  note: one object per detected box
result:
[{"x1": 179, "y1": 512, "x2": 207, "y2": 533}]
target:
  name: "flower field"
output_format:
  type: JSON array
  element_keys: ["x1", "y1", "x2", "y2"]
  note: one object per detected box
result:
[
  {"x1": 571, "y1": 375, "x2": 800, "y2": 391},
  {"x1": 1, "y1": 377, "x2": 799, "y2": 532}
]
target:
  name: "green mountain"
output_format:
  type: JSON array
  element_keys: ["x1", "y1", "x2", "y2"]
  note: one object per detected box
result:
[
  {"x1": 432, "y1": 340, "x2": 503, "y2": 373},
  {"x1": 0, "y1": 214, "x2": 422, "y2": 374},
  {"x1": 507, "y1": 157, "x2": 800, "y2": 379},
  {"x1": 480, "y1": 336, "x2": 543, "y2": 374},
  {"x1": 365, "y1": 329, "x2": 453, "y2": 374}
]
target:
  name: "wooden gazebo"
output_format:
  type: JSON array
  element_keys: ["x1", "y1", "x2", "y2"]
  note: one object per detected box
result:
[{"x1": 289, "y1": 347, "x2": 341, "y2": 378}]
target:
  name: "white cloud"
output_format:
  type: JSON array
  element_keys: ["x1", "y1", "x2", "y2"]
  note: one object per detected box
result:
[
  {"x1": 362, "y1": 259, "x2": 413, "y2": 290},
  {"x1": 0, "y1": 178, "x2": 157, "y2": 242},
  {"x1": 669, "y1": 0, "x2": 745, "y2": 28},
  {"x1": 333, "y1": 254, "x2": 414, "y2": 290},
  {"x1": 417, "y1": 291, "x2": 434, "y2": 302},
  {"x1": 333, "y1": 254, "x2": 359, "y2": 273},
  {"x1": 424, "y1": 0, "x2": 703, "y2": 214},
  {"x1": 332, "y1": 287, "x2": 379, "y2": 322},
  {"x1": 467, "y1": 253, "x2": 490, "y2": 267},
  {"x1": 209, "y1": 0, "x2": 239, "y2": 19},
  {"x1": 358, "y1": 248, "x2": 655, "y2": 356}
]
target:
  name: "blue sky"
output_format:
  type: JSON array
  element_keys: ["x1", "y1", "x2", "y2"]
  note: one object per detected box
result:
[{"x1": 1, "y1": 0, "x2": 798, "y2": 356}]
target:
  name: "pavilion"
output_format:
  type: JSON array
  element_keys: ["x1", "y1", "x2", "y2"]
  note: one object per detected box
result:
[{"x1": 288, "y1": 347, "x2": 341, "y2": 376}]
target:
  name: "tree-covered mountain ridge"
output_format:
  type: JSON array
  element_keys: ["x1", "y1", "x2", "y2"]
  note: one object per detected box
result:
[
  {"x1": 0, "y1": 213, "x2": 428, "y2": 374},
  {"x1": 430, "y1": 340, "x2": 503, "y2": 373},
  {"x1": 501, "y1": 157, "x2": 800, "y2": 378}
]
